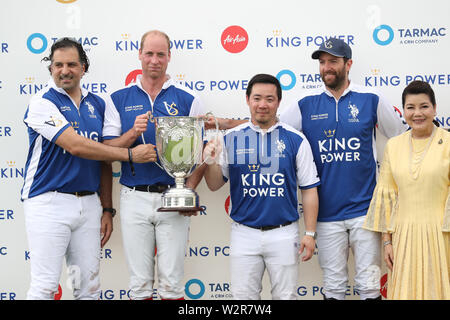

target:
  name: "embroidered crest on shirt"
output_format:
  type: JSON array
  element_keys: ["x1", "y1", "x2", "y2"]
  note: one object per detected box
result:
[
  {"x1": 86, "y1": 101, "x2": 97, "y2": 119},
  {"x1": 163, "y1": 101, "x2": 179, "y2": 116},
  {"x1": 276, "y1": 139, "x2": 286, "y2": 154},
  {"x1": 348, "y1": 103, "x2": 359, "y2": 122}
]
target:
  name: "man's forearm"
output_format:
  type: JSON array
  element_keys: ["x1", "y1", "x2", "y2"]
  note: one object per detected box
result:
[
  {"x1": 99, "y1": 162, "x2": 113, "y2": 208},
  {"x1": 186, "y1": 163, "x2": 207, "y2": 190},
  {"x1": 204, "y1": 164, "x2": 226, "y2": 191},
  {"x1": 301, "y1": 187, "x2": 319, "y2": 232},
  {"x1": 56, "y1": 127, "x2": 130, "y2": 161},
  {"x1": 103, "y1": 128, "x2": 140, "y2": 148}
]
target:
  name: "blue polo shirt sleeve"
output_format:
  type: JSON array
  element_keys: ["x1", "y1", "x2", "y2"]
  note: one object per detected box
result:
[
  {"x1": 102, "y1": 94, "x2": 122, "y2": 139},
  {"x1": 24, "y1": 95, "x2": 71, "y2": 143},
  {"x1": 295, "y1": 132, "x2": 320, "y2": 189}
]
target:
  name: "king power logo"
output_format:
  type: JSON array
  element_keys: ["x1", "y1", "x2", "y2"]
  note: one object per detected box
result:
[
  {"x1": 241, "y1": 170, "x2": 286, "y2": 198},
  {"x1": 0, "y1": 126, "x2": 12, "y2": 137},
  {"x1": 318, "y1": 132, "x2": 361, "y2": 164},
  {"x1": 1, "y1": 161, "x2": 23, "y2": 179},
  {"x1": 266, "y1": 30, "x2": 354, "y2": 48},
  {"x1": 115, "y1": 33, "x2": 204, "y2": 52},
  {"x1": 19, "y1": 77, "x2": 107, "y2": 95},
  {"x1": 1, "y1": 42, "x2": 8, "y2": 53}
]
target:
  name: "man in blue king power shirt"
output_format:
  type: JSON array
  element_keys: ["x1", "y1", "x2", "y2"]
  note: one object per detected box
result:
[
  {"x1": 21, "y1": 38, "x2": 156, "y2": 300},
  {"x1": 203, "y1": 74, "x2": 320, "y2": 300},
  {"x1": 102, "y1": 30, "x2": 206, "y2": 300},
  {"x1": 280, "y1": 38, "x2": 408, "y2": 300}
]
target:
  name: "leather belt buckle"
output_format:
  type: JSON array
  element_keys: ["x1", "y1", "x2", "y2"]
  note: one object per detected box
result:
[
  {"x1": 73, "y1": 191, "x2": 95, "y2": 197},
  {"x1": 156, "y1": 185, "x2": 169, "y2": 193},
  {"x1": 131, "y1": 184, "x2": 169, "y2": 193},
  {"x1": 251, "y1": 221, "x2": 293, "y2": 231},
  {"x1": 56, "y1": 191, "x2": 96, "y2": 197}
]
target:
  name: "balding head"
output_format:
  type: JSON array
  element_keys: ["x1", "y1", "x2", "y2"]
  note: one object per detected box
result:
[{"x1": 140, "y1": 30, "x2": 171, "y2": 53}]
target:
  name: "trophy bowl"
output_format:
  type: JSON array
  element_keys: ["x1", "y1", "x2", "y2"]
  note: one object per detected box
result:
[{"x1": 155, "y1": 116, "x2": 205, "y2": 212}]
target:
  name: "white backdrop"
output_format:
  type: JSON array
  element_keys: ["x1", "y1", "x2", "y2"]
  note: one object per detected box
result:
[{"x1": 0, "y1": 0, "x2": 449, "y2": 300}]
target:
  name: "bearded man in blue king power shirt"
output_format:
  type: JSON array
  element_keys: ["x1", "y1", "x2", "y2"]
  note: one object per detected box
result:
[
  {"x1": 203, "y1": 74, "x2": 320, "y2": 300},
  {"x1": 102, "y1": 30, "x2": 206, "y2": 300},
  {"x1": 280, "y1": 38, "x2": 408, "y2": 300},
  {"x1": 21, "y1": 38, "x2": 156, "y2": 300}
]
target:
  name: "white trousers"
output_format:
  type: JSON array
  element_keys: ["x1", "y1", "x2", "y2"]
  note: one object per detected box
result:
[
  {"x1": 316, "y1": 215, "x2": 381, "y2": 300},
  {"x1": 120, "y1": 186, "x2": 190, "y2": 300},
  {"x1": 230, "y1": 222, "x2": 300, "y2": 300},
  {"x1": 24, "y1": 191, "x2": 102, "y2": 300}
]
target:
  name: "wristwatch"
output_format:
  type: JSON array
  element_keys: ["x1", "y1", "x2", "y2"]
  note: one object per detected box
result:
[
  {"x1": 304, "y1": 231, "x2": 317, "y2": 240},
  {"x1": 103, "y1": 208, "x2": 116, "y2": 218}
]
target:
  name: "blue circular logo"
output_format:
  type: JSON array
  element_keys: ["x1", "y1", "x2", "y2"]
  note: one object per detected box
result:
[
  {"x1": 373, "y1": 25, "x2": 394, "y2": 46},
  {"x1": 276, "y1": 69, "x2": 296, "y2": 90},
  {"x1": 185, "y1": 279, "x2": 205, "y2": 299},
  {"x1": 27, "y1": 33, "x2": 48, "y2": 54}
]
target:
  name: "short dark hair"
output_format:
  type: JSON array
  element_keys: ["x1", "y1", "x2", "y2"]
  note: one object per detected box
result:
[
  {"x1": 246, "y1": 74, "x2": 282, "y2": 101},
  {"x1": 42, "y1": 37, "x2": 90, "y2": 73},
  {"x1": 402, "y1": 80, "x2": 436, "y2": 107}
]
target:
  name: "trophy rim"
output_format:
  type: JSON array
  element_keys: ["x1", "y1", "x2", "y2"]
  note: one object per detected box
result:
[{"x1": 154, "y1": 115, "x2": 203, "y2": 121}]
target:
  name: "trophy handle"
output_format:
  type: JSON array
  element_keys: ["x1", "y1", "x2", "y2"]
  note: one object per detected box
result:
[
  {"x1": 140, "y1": 111, "x2": 165, "y2": 171},
  {"x1": 152, "y1": 146, "x2": 165, "y2": 171},
  {"x1": 201, "y1": 111, "x2": 220, "y2": 166}
]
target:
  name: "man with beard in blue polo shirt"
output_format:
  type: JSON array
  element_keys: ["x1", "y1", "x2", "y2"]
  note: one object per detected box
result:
[
  {"x1": 22, "y1": 37, "x2": 156, "y2": 300},
  {"x1": 102, "y1": 30, "x2": 206, "y2": 300},
  {"x1": 203, "y1": 74, "x2": 320, "y2": 300},
  {"x1": 280, "y1": 38, "x2": 408, "y2": 300}
]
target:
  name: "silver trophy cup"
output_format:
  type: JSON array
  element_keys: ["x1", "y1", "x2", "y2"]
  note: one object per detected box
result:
[{"x1": 154, "y1": 116, "x2": 207, "y2": 212}]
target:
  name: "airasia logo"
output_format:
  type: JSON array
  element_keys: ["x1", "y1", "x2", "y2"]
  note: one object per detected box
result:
[
  {"x1": 224, "y1": 195, "x2": 231, "y2": 215},
  {"x1": 125, "y1": 69, "x2": 142, "y2": 86},
  {"x1": 221, "y1": 26, "x2": 249, "y2": 53}
]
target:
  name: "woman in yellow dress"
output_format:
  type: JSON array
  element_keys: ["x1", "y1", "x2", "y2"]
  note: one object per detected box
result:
[{"x1": 364, "y1": 80, "x2": 450, "y2": 300}]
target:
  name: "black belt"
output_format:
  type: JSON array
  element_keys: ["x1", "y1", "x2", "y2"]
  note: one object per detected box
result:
[
  {"x1": 247, "y1": 221, "x2": 293, "y2": 231},
  {"x1": 127, "y1": 184, "x2": 170, "y2": 193},
  {"x1": 57, "y1": 191, "x2": 96, "y2": 197}
]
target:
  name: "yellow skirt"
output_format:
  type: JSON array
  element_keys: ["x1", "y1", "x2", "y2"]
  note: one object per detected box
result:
[{"x1": 387, "y1": 222, "x2": 450, "y2": 300}]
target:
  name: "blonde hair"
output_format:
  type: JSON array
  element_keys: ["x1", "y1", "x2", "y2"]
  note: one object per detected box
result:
[{"x1": 140, "y1": 30, "x2": 171, "y2": 52}]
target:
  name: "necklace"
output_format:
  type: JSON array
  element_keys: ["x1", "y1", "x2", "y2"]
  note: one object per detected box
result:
[{"x1": 408, "y1": 127, "x2": 436, "y2": 180}]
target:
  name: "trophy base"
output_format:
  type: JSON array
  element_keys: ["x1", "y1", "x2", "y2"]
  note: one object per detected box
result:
[
  {"x1": 157, "y1": 186, "x2": 202, "y2": 212},
  {"x1": 157, "y1": 207, "x2": 204, "y2": 212}
]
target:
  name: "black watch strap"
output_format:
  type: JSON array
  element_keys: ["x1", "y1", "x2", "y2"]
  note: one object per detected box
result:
[{"x1": 103, "y1": 207, "x2": 116, "y2": 217}]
